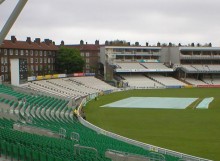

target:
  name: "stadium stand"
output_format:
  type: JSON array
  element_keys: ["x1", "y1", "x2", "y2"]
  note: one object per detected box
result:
[
  {"x1": 141, "y1": 63, "x2": 171, "y2": 70},
  {"x1": 116, "y1": 63, "x2": 146, "y2": 71},
  {"x1": 149, "y1": 74, "x2": 186, "y2": 86},
  {"x1": 181, "y1": 64, "x2": 220, "y2": 73},
  {"x1": 121, "y1": 74, "x2": 163, "y2": 88},
  {"x1": 67, "y1": 76, "x2": 117, "y2": 91},
  {"x1": 181, "y1": 65, "x2": 198, "y2": 72},
  {"x1": 27, "y1": 77, "x2": 117, "y2": 100},
  {"x1": 0, "y1": 84, "x2": 182, "y2": 161},
  {"x1": 184, "y1": 78, "x2": 208, "y2": 85}
]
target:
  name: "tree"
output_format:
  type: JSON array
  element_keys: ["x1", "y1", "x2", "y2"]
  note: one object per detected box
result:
[{"x1": 55, "y1": 47, "x2": 85, "y2": 74}]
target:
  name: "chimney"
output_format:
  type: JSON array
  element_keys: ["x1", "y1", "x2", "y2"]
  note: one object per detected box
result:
[
  {"x1": 157, "y1": 42, "x2": 161, "y2": 47},
  {"x1": 61, "y1": 40, "x2": 64, "y2": 46},
  {"x1": 209, "y1": 43, "x2": 212, "y2": 47},
  {"x1": 146, "y1": 42, "x2": 149, "y2": 46},
  {"x1": 135, "y1": 42, "x2": 139, "y2": 46},
  {"x1": 11, "y1": 36, "x2": 16, "y2": 43},
  {"x1": 95, "y1": 40, "x2": 99, "y2": 46},
  {"x1": 34, "y1": 38, "x2": 41, "y2": 45},
  {"x1": 26, "y1": 37, "x2": 31, "y2": 44},
  {"x1": 127, "y1": 42, "x2": 130, "y2": 46},
  {"x1": 80, "y1": 40, "x2": 84, "y2": 45},
  {"x1": 44, "y1": 39, "x2": 51, "y2": 45},
  {"x1": 191, "y1": 43, "x2": 195, "y2": 47},
  {"x1": 178, "y1": 43, "x2": 182, "y2": 47},
  {"x1": 105, "y1": 41, "x2": 109, "y2": 45},
  {"x1": 169, "y1": 42, "x2": 172, "y2": 47}
]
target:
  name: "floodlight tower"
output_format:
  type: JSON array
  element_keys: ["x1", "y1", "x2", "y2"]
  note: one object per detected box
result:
[
  {"x1": 0, "y1": 0, "x2": 28, "y2": 45},
  {"x1": 0, "y1": 0, "x2": 5, "y2": 5}
]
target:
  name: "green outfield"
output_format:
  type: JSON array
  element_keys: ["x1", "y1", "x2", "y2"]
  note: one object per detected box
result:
[{"x1": 84, "y1": 88, "x2": 220, "y2": 161}]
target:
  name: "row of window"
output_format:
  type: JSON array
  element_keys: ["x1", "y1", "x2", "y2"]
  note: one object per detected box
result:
[
  {"x1": 29, "y1": 58, "x2": 54, "y2": 64},
  {"x1": 0, "y1": 57, "x2": 54, "y2": 64},
  {"x1": 81, "y1": 52, "x2": 90, "y2": 57},
  {"x1": 1, "y1": 49, "x2": 56, "y2": 57},
  {"x1": 29, "y1": 65, "x2": 53, "y2": 71},
  {"x1": 1, "y1": 66, "x2": 8, "y2": 72},
  {"x1": 1, "y1": 65, "x2": 54, "y2": 73}
]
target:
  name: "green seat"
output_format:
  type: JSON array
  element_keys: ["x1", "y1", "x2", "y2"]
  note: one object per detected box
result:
[
  {"x1": 12, "y1": 143, "x2": 19, "y2": 160},
  {"x1": 39, "y1": 152, "x2": 47, "y2": 161},
  {"x1": 19, "y1": 145, "x2": 25, "y2": 161},
  {"x1": 25, "y1": 148, "x2": 32, "y2": 161}
]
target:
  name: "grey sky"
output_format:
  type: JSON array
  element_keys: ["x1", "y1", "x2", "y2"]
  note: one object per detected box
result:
[{"x1": 1, "y1": 0, "x2": 220, "y2": 46}]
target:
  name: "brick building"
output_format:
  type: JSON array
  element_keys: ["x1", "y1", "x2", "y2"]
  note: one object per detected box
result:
[
  {"x1": 60, "y1": 40, "x2": 100, "y2": 74},
  {"x1": 0, "y1": 36, "x2": 58, "y2": 82}
]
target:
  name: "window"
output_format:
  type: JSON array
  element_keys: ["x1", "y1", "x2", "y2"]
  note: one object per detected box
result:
[
  {"x1": 86, "y1": 52, "x2": 90, "y2": 57},
  {"x1": 51, "y1": 65, "x2": 53, "y2": 70},
  {"x1": 5, "y1": 66, "x2": 7, "y2": 72},
  {"x1": 86, "y1": 70, "x2": 90, "y2": 73},
  {"x1": 1, "y1": 66, "x2": 4, "y2": 72},
  {"x1": 4, "y1": 49, "x2": 7, "y2": 55},
  {"x1": 35, "y1": 51, "x2": 38, "y2": 56},
  {"x1": 1, "y1": 57, "x2": 7, "y2": 64},
  {"x1": 44, "y1": 51, "x2": 47, "y2": 56},
  {"x1": 25, "y1": 50, "x2": 28, "y2": 56},
  {"x1": 44, "y1": 58, "x2": 47, "y2": 63},
  {"x1": 39, "y1": 51, "x2": 43, "y2": 56},
  {"x1": 86, "y1": 65, "x2": 90, "y2": 69},
  {"x1": 30, "y1": 58, "x2": 33, "y2": 63},
  {"x1": 31, "y1": 65, "x2": 34, "y2": 71},
  {"x1": 48, "y1": 65, "x2": 51, "y2": 70},
  {"x1": 15, "y1": 50, "x2": 18, "y2": 55},
  {"x1": 4, "y1": 57, "x2": 7, "y2": 64},
  {"x1": 86, "y1": 58, "x2": 89, "y2": 63},
  {"x1": 20, "y1": 50, "x2": 24, "y2": 55},
  {"x1": 35, "y1": 65, "x2": 38, "y2": 71},
  {"x1": 40, "y1": 58, "x2": 42, "y2": 63},
  {"x1": 9, "y1": 49, "x2": 13, "y2": 55},
  {"x1": 81, "y1": 52, "x2": 84, "y2": 57},
  {"x1": 48, "y1": 58, "x2": 50, "y2": 63},
  {"x1": 30, "y1": 50, "x2": 33, "y2": 56},
  {"x1": 35, "y1": 58, "x2": 38, "y2": 63}
]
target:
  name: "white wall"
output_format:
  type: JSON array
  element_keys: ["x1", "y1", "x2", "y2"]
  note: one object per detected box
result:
[{"x1": 10, "y1": 59, "x2": 20, "y2": 86}]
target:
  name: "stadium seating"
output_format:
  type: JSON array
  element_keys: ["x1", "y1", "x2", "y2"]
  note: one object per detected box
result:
[
  {"x1": 181, "y1": 64, "x2": 220, "y2": 73},
  {"x1": 184, "y1": 78, "x2": 208, "y2": 85},
  {"x1": 27, "y1": 77, "x2": 117, "y2": 100},
  {"x1": 116, "y1": 63, "x2": 146, "y2": 71},
  {"x1": 0, "y1": 84, "x2": 181, "y2": 161},
  {"x1": 149, "y1": 74, "x2": 186, "y2": 86},
  {"x1": 121, "y1": 74, "x2": 163, "y2": 88},
  {"x1": 141, "y1": 63, "x2": 171, "y2": 70}
]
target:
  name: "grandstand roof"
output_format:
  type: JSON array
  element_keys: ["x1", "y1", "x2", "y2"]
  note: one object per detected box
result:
[
  {"x1": 179, "y1": 47, "x2": 220, "y2": 51},
  {"x1": 104, "y1": 46, "x2": 161, "y2": 50}
]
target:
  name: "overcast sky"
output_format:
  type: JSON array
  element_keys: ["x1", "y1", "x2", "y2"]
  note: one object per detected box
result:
[{"x1": 1, "y1": 0, "x2": 220, "y2": 46}]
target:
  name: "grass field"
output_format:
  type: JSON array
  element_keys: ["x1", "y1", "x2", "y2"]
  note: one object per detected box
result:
[{"x1": 84, "y1": 88, "x2": 220, "y2": 160}]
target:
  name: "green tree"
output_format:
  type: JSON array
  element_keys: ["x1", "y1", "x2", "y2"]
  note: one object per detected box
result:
[{"x1": 55, "y1": 47, "x2": 85, "y2": 74}]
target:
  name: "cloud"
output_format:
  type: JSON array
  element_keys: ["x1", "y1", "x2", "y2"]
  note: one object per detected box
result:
[{"x1": 1, "y1": 0, "x2": 220, "y2": 46}]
